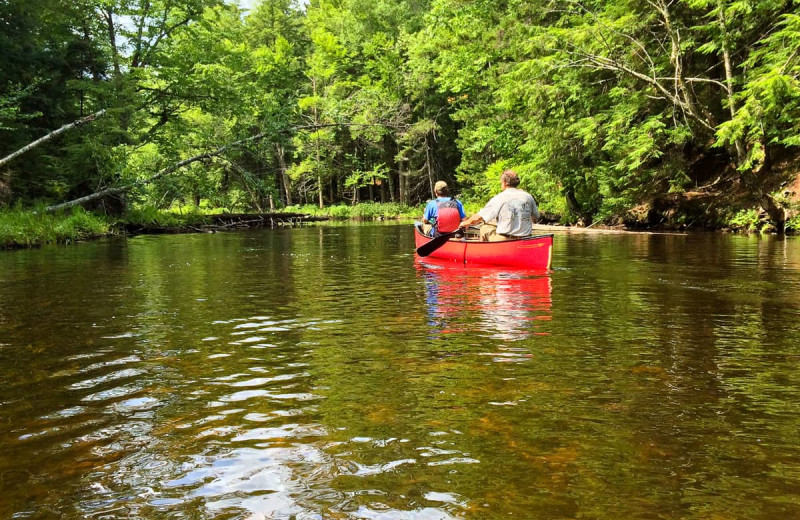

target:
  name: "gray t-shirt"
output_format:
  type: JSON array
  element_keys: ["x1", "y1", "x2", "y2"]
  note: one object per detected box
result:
[{"x1": 478, "y1": 188, "x2": 539, "y2": 237}]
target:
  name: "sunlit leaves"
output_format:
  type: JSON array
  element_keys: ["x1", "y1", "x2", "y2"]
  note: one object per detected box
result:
[{"x1": 345, "y1": 163, "x2": 389, "y2": 189}]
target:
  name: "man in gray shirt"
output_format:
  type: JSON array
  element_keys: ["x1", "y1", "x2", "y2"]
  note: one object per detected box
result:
[{"x1": 460, "y1": 170, "x2": 539, "y2": 241}]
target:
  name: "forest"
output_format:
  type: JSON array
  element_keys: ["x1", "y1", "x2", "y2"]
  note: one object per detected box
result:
[{"x1": 2, "y1": 0, "x2": 800, "y2": 237}]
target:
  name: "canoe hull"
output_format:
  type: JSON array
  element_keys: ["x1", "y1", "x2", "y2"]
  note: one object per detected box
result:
[{"x1": 414, "y1": 227, "x2": 553, "y2": 269}]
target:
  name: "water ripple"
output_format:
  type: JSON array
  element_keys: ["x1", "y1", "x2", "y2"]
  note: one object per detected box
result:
[{"x1": 69, "y1": 368, "x2": 147, "y2": 390}]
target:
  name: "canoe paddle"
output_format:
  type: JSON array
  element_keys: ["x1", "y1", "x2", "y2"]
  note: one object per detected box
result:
[{"x1": 416, "y1": 229, "x2": 463, "y2": 257}]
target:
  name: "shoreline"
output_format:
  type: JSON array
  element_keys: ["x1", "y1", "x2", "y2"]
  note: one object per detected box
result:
[{"x1": 4, "y1": 215, "x2": 794, "y2": 251}]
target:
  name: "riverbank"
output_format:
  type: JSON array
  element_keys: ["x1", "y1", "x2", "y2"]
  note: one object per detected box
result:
[
  {"x1": 0, "y1": 203, "x2": 422, "y2": 249},
  {"x1": 0, "y1": 207, "x2": 111, "y2": 249},
  {"x1": 3, "y1": 196, "x2": 798, "y2": 250}
]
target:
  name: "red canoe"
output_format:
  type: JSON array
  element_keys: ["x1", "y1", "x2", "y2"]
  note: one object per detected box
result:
[{"x1": 414, "y1": 226, "x2": 553, "y2": 269}]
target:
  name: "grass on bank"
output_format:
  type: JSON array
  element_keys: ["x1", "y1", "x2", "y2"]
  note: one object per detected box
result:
[
  {"x1": 0, "y1": 206, "x2": 110, "y2": 248},
  {"x1": 285, "y1": 202, "x2": 422, "y2": 219},
  {"x1": 726, "y1": 204, "x2": 800, "y2": 234},
  {"x1": 136, "y1": 200, "x2": 428, "y2": 221},
  {"x1": 286, "y1": 201, "x2": 486, "y2": 219},
  {"x1": 0, "y1": 202, "x2": 430, "y2": 249},
  {"x1": 127, "y1": 201, "x2": 427, "y2": 223},
  {"x1": 124, "y1": 205, "x2": 214, "y2": 228}
]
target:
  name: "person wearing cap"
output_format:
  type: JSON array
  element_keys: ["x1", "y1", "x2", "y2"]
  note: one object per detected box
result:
[
  {"x1": 459, "y1": 169, "x2": 539, "y2": 241},
  {"x1": 422, "y1": 181, "x2": 466, "y2": 237}
]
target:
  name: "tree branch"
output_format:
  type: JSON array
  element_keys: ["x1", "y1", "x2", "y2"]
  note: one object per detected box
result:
[
  {"x1": 677, "y1": 77, "x2": 728, "y2": 89},
  {"x1": 566, "y1": 47, "x2": 716, "y2": 132}
]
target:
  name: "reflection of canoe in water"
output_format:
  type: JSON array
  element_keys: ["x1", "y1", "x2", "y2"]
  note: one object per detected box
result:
[
  {"x1": 414, "y1": 225, "x2": 554, "y2": 269},
  {"x1": 415, "y1": 258, "x2": 553, "y2": 340}
]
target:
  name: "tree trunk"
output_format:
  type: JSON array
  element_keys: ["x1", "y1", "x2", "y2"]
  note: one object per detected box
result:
[
  {"x1": 715, "y1": 3, "x2": 783, "y2": 228},
  {"x1": 399, "y1": 160, "x2": 408, "y2": 205},
  {"x1": 718, "y1": 1, "x2": 746, "y2": 161},
  {"x1": 311, "y1": 77, "x2": 324, "y2": 209},
  {"x1": 654, "y1": 1, "x2": 713, "y2": 129},
  {"x1": 425, "y1": 134, "x2": 434, "y2": 198},
  {"x1": 131, "y1": 0, "x2": 151, "y2": 69},
  {"x1": 276, "y1": 144, "x2": 292, "y2": 205},
  {"x1": 383, "y1": 134, "x2": 396, "y2": 202},
  {"x1": 102, "y1": 8, "x2": 122, "y2": 79},
  {"x1": 387, "y1": 171, "x2": 396, "y2": 202}
]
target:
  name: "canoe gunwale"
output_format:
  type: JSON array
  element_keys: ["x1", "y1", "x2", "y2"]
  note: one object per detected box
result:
[{"x1": 413, "y1": 223, "x2": 553, "y2": 244}]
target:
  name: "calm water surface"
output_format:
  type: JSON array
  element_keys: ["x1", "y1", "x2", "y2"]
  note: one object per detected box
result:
[{"x1": 1, "y1": 224, "x2": 800, "y2": 519}]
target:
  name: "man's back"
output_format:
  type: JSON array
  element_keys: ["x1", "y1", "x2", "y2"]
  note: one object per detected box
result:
[{"x1": 478, "y1": 188, "x2": 538, "y2": 237}]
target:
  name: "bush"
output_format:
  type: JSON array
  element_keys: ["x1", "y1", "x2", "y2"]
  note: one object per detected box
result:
[{"x1": 787, "y1": 213, "x2": 800, "y2": 234}]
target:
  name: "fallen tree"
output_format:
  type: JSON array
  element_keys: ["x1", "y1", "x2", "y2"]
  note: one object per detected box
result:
[
  {"x1": 0, "y1": 110, "x2": 107, "y2": 170},
  {"x1": 44, "y1": 123, "x2": 396, "y2": 213},
  {"x1": 45, "y1": 130, "x2": 273, "y2": 213}
]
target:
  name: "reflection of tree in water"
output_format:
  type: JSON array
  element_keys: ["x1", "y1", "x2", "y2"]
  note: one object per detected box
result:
[{"x1": 416, "y1": 259, "x2": 552, "y2": 342}]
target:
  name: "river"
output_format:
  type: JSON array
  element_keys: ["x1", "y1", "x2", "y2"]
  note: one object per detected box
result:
[{"x1": 1, "y1": 224, "x2": 799, "y2": 519}]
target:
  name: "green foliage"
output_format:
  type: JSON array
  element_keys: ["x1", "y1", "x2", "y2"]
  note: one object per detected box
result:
[
  {"x1": 786, "y1": 213, "x2": 800, "y2": 234},
  {"x1": 344, "y1": 164, "x2": 389, "y2": 189},
  {"x1": 776, "y1": 189, "x2": 800, "y2": 234},
  {"x1": 0, "y1": 206, "x2": 109, "y2": 248},
  {"x1": 285, "y1": 202, "x2": 418, "y2": 219},
  {"x1": 123, "y1": 205, "x2": 213, "y2": 227},
  {"x1": 717, "y1": 13, "x2": 800, "y2": 171},
  {"x1": 3, "y1": 0, "x2": 800, "y2": 233},
  {"x1": 727, "y1": 208, "x2": 762, "y2": 233}
]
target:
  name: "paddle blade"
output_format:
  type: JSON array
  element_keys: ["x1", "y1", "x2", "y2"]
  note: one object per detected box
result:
[{"x1": 416, "y1": 231, "x2": 457, "y2": 257}]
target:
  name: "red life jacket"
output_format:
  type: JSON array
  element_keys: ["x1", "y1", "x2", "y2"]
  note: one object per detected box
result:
[{"x1": 435, "y1": 199, "x2": 461, "y2": 234}]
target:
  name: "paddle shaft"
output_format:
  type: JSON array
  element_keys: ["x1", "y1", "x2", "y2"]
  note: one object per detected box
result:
[{"x1": 416, "y1": 229, "x2": 462, "y2": 257}]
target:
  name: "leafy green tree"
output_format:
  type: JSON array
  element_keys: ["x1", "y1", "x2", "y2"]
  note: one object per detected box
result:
[
  {"x1": 295, "y1": 19, "x2": 348, "y2": 208},
  {"x1": 3, "y1": 0, "x2": 799, "y2": 229},
  {"x1": 244, "y1": 0, "x2": 309, "y2": 207},
  {"x1": 716, "y1": 11, "x2": 800, "y2": 211},
  {"x1": 418, "y1": 0, "x2": 799, "y2": 226},
  {"x1": 0, "y1": 0, "x2": 110, "y2": 203}
]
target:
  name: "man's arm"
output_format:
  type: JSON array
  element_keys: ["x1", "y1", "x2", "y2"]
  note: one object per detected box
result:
[
  {"x1": 457, "y1": 201, "x2": 466, "y2": 219},
  {"x1": 460, "y1": 194, "x2": 500, "y2": 228},
  {"x1": 529, "y1": 194, "x2": 540, "y2": 221},
  {"x1": 422, "y1": 201, "x2": 435, "y2": 224},
  {"x1": 460, "y1": 213, "x2": 484, "y2": 228}
]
